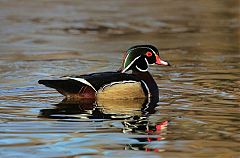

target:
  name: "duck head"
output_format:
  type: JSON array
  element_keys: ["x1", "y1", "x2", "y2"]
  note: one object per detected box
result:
[{"x1": 121, "y1": 45, "x2": 170, "y2": 73}]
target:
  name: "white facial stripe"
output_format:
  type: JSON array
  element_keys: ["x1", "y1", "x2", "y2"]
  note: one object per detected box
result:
[
  {"x1": 144, "y1": 58, "x2": 149, "y2": 65},
  {"x1": 122, "y1": 56, "x2": 141, "y2": 73},
  {"x1": 66, "y1": 77, "x2": 97, "y2": 92}
]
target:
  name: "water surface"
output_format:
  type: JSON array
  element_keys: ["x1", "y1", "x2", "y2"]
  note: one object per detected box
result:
[{"x1": 0, "y1": 0, "x2": 239, "y2": 157}]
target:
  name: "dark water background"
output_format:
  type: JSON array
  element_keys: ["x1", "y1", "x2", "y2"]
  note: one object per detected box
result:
[{"x1": 0, "y1": 0, "x2": 239, "y2": 157}]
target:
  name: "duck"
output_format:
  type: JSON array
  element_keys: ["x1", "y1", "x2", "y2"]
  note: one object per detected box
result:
[{"x1": 38, "y1": 45, "x2": 170, "y2": 100}]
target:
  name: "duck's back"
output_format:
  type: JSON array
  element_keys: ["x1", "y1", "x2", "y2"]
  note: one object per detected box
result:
[{"x1": 38, "y1": 72, "x2": 149, "y2": 99}]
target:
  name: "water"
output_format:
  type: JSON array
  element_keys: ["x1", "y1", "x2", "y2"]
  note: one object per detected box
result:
[{"x1": 0, "y1": 0, "x2": 239, "y2": 157}]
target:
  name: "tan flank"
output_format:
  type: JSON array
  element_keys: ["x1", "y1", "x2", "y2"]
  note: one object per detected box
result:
[{"x1": 96, "y1": 82, "x2": 145, "y2": 100}]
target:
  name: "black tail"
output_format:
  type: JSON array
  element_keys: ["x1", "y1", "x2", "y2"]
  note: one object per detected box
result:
[{"x1": 38, "y1": 79, "x2": 85, "y2": 96}]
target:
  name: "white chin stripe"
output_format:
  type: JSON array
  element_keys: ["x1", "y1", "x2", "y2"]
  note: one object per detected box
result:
[
  {"x1": 66, "y1": 77, "x2": 97, "y2": 92},
  {"x1": 136, "y1": 65, "x2": 148, "y2": 72}
]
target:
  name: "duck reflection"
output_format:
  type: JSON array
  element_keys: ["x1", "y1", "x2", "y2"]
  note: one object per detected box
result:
[
  {"x1": 40, "y1": 97, "x2": 159, "y2": 119},
  {"x1": 39, "y1": 97, "x2": 168, "y2": 152}
]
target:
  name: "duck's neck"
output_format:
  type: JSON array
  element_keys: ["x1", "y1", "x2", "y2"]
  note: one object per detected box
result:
[{"x1": 132, "y1": 71, "x2": 159, "y2": 98}]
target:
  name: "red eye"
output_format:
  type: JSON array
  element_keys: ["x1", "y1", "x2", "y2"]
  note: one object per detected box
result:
[{"x1": 146, "y1": 51, "x2": 152, "y2": 57}]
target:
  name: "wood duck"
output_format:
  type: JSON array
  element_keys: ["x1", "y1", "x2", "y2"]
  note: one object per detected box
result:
[{"x1": 38, "y1": 45, "x2": 170, "y2": 100}]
